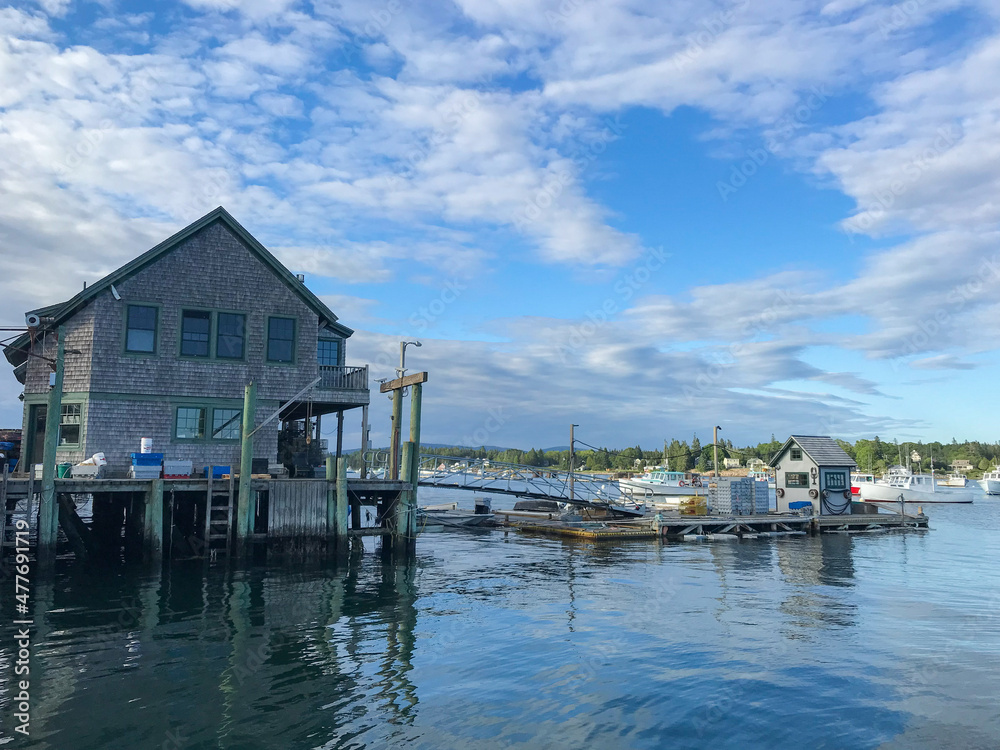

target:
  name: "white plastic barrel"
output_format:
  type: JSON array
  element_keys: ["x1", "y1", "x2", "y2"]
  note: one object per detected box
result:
[{"x1": 140, "y1": 438, "x2": 154, "y2": 453}]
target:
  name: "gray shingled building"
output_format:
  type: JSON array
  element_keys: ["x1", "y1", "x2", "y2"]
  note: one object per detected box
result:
[
  {"x1": 769, "y1": 435, "x2": 857, "y2": 515},
  {"x1": 4, "y1": 207, "x2": 370, "y2": 477}
]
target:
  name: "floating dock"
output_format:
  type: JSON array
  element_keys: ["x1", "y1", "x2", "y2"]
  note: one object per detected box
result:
[{"x1": 493, "y1": 508, "x2": 928, "y2": 542}]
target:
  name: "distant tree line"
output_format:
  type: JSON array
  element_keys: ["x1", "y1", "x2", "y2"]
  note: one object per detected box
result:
[{"x1": 344, "y1": 436, "x2": 1000, "y2": 477}]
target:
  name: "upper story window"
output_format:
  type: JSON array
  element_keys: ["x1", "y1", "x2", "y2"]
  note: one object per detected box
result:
[
  {"x1": 790, "y1": 448, "x2": 803, "y2": 461},
  {"x1": 317, "y1": 339, "x2": 340, "y2": 367},
  {"x1": 267, "y1": 317, "x2": 296, "y2": 363},
  {"x1": 125, "y1": 304, "x2": 157, "y2": 353},
  {"x1": 216, "y1": 313, "x2": 246, "y2": 359},
  {"x1": 181, "y1": 310, "x2": 211, "y2": 357}
]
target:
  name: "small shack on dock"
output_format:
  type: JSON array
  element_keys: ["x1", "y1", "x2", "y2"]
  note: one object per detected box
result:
[{"x1": 770, "y1": 435, "x2": 855, "y2": 516}]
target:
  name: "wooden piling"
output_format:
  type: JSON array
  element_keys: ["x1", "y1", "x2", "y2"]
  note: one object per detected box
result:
[
  {"x1": 38, "y1": 326, "x2": 66, "y2": 556},
  {"x1": 326, "y1": 455, "x2": 336, "y2": 537},
  {"x1": 390, "y1": 389, "x2": 402, "y2": 479},
  {"x1": 396, "y1": 442, "x2": 416, "y2": 548},
  {"x1": 145, "y1": 478, "x2": 164, "y2": 561},
  {"x1": 236, "y1": 382, "x2": 256, "y2": 547},
  {"x1": 409, "y1": 383, "x2": 422, "y2": 510},
  {"x1": 335, "y1": 457, "x2": 349, "y2": 546}
]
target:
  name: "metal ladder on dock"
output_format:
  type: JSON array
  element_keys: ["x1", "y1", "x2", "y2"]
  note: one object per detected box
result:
[
  {"x1": 0, "y1": 469, "x2": 35, "y2": 554},
  {"x1": 203, "y1": 468, "x2": 235, "y2": 560}
]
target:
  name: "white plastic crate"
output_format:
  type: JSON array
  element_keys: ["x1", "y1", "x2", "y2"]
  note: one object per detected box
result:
[{"x1": 163, "y1": 460, "x2": 193, "y2": 478}]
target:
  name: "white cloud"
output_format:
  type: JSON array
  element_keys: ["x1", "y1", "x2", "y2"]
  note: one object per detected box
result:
[
  {"x1": 181, "y1": 0, "x2": 298, "y2": 20},
  {"x1": 32, "y1": 0, "x2": 72, "y2": 17},
  {"x1": 1, "y1": 0, "x2": 999, "y2": 442},
  {"x1": 910, "y1": 355, "x2": 980, "y2": 371}
]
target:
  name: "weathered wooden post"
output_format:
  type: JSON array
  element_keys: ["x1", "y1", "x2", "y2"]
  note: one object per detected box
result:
[
  {"x1": 408, "y1": 382, "x2": 422, "y2": 523},
  {"x1": 326, "y1": 454, "x2": 336, "y2": 537},
  {"x1": 39, "y1": 326, "x2": 66, "y2": 557},
  {"x1": 390, "y1": 389, "x2": 402, "y2": 479},
  {"x1": 397, "y1": 441, "x2": 416, "y2": 548},
  {"x1": 236, "y1": 381, "x2": 257, "y2": 547},
  {"x1": 145, "y1": 478, "x2": 164, "y2": 562},
  {"x1": 335, "y1": 456, "x2": 349, "y2": 547},
  {"x1": 360, "y1": 403, "x2": 369, "y2": 479}
]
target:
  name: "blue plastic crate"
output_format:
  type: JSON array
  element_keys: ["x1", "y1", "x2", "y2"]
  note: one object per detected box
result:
[
  {"x1": 204, "y1": 465, "x2": 231, "y2": 478},
  {"x1": 132, "y1": 455, "x2": 164, "y2": 466}
]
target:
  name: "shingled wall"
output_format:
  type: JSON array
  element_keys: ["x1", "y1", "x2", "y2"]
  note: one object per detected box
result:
[{"x1": 19, "y1": 218, "x2": 359, "y2": 476}]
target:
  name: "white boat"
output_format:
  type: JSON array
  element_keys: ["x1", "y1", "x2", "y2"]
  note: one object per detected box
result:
[
  {"x1": 979, "y1": 468, "x2": 1000, "y2": 495},
  {"x1": 937, "y1": 472, "x2": 968, "y2": 488},
  {"x1": 747, "y1": 469, "x2": 776, "y2": 490},
  {"x1": 850, "y1": 473, "x2": 878, "y2": 497},
  {"x1": 418, "y1": 504, "x2": 495, "y2": 527},
  {"x1": 857, "y1": 471, "x2": 972, "y2": 504},
  {"x1": 618, "y1": 470, "x2": 706, "y2": 498}
]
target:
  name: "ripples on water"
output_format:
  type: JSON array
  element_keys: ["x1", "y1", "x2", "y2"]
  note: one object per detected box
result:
[{"x1": 1, "y1": 491, "x2": 998, "y2": 749}]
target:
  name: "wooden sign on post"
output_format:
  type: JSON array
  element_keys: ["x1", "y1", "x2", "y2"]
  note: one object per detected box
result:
[{"x1": 380, "y1": 371, "x2": 429, "y2": 393}]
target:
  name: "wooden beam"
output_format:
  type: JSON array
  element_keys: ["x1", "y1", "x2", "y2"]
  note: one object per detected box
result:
[{"x1": 379, "y1": 371, "x2": 429, "y2": 393}]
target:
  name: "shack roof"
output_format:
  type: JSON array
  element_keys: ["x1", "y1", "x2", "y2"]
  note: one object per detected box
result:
[
  {"x1": 4, "y1": 207, "x2": 353, "y2": 371},
  {"x1": 768, "y1": 435, "x2": 856, "y2": 468}
]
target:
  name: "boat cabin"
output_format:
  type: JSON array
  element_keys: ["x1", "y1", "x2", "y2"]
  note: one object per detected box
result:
[{"x1": 769, "y1": 435, "x2": 856, "y2": 515}]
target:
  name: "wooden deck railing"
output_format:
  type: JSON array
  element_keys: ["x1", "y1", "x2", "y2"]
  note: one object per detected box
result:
[{"x1": 319, "y1": 365, "x2": 369, "y2": 391}]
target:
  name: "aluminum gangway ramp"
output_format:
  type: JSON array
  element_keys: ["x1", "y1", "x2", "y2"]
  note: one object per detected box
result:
[{"x1": 416, "y1": 455, "x2": 630, "y2": 508}]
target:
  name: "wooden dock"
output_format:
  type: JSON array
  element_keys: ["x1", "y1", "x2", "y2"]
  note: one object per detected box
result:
[
  {"x1": 493, "y1": 508, "x2": 928, "y2": 542},
  {"x1": 0, "y1": 470, "x2": 415, "y2": 563}
]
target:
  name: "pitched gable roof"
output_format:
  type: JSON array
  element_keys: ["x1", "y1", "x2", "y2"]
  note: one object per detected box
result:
[
  {"x1": 4, "y1": 207, "x2": 353, "y2": 371},
  {"x1": 768, "y1": 435, "x2": 856, "y2": 468}
]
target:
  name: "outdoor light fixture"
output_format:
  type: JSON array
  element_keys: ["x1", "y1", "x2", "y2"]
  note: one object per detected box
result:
[{"x1": 397, "y1": 340, "x2": 422, "y2": 378}]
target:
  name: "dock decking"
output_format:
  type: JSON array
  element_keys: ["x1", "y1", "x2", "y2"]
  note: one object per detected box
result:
[{"x1": 492, "y1": 509, "x2": 928, "y2": 541}]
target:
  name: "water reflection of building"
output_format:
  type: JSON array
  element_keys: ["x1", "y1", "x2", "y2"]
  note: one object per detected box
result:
[
  {"x1": 14, "y1": 551, "x2": 418, "y2": 748},
  {"x1": 776, "y1": 535, "x2": 858, "y2": 632}
]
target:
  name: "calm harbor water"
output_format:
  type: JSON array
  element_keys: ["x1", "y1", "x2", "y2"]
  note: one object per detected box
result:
[{"x1": 1, "y1": 488, "x2": 999, "y2": 749}]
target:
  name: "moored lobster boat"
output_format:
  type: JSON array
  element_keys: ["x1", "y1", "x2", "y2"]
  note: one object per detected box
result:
[
  {"x1": 618, "y1": 470, "x2": 707, "y2": 498},
  {"x1": 857, "y1": 471, "x2": 972, "y2": 504},
  {"x1": 979, "y1": 467, "x2": 1000, "y2": 495}
]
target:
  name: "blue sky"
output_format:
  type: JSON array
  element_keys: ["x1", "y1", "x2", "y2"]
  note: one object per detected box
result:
[{"x1": 1, "y1": 0, "x2": 999, "y2": 450}]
